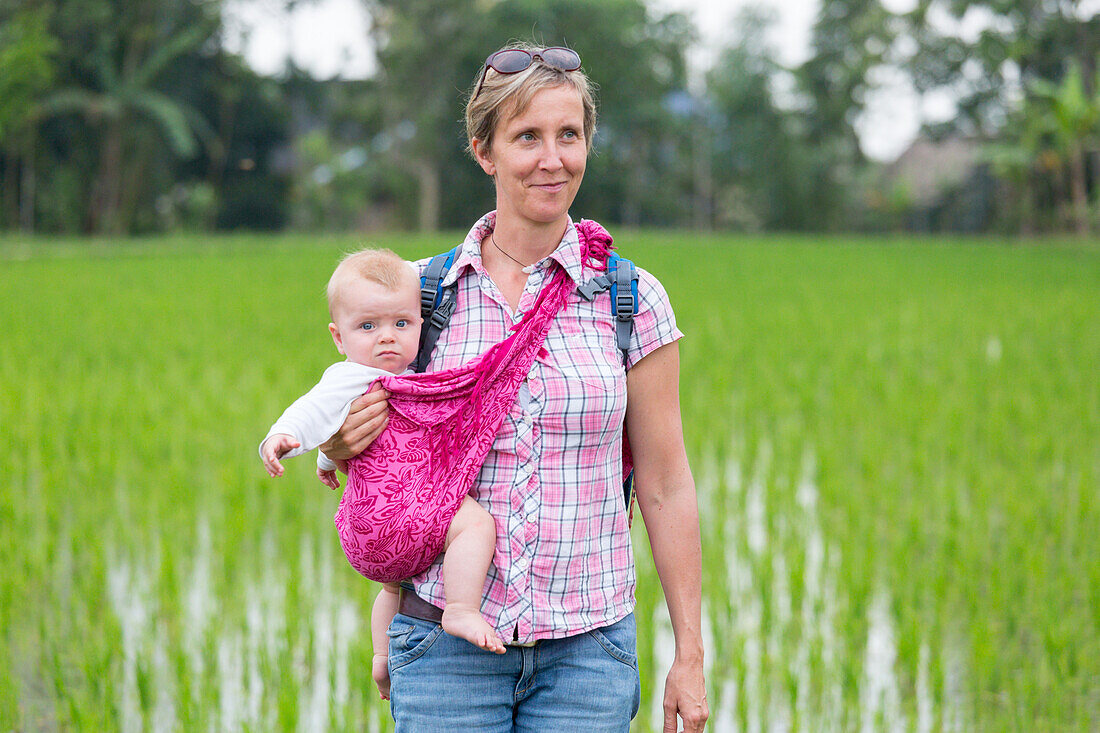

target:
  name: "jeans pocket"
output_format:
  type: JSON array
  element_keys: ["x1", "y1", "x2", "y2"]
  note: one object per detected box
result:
[
  {"x1": 387, "y1": 613, "x2": 443, "y2": 671},
  {"x1": 587, "y1": 613, "x2": 638, "y2": 668}
]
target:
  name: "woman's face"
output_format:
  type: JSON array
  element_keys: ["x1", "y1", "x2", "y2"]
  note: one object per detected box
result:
[{"x1": 474, "y1": 84, "x2": 587, "y2": 230}]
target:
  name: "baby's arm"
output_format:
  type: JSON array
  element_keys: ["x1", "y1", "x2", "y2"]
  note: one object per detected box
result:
[
  {"x1": 260, "y1": 434, "x2": 300, "y2": 477},
  {"x1": 259, "y1": 362, "x2": 389, "y2": 477}
]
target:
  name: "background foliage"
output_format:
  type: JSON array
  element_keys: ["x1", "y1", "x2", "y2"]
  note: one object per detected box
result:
[{"x1": 3, "y1": 0, "x2": 1100, "y2": 236}]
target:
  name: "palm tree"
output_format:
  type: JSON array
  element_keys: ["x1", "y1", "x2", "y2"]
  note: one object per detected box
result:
[
  {"x1": 37, "y1": 21, "x2": 216, "y2": 233},
  {"x1": 0, "y1": 7, "x2": 57, "y2": 232},
  {"x1": 1029, "y1": 63, "x2": 1100, "y2": 235}
]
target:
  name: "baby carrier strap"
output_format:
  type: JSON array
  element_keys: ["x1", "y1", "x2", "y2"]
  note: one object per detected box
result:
[
  {"x1": 417, "y1": 246, "x2": 639, "y2": 368},
  {"x1": 414, "y1": 246, "x2": 461, "y2": 374},
  {"x1": 338, "y1": 263, "x2": 577, "y2": 583},
  {"x1": 413, "y1": 226, "x2": 640, "y2": 518}
]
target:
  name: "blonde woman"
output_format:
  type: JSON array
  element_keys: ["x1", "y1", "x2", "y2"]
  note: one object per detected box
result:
[{"x1": 322, "y1": 43, "x2": 708, "y2": 732}]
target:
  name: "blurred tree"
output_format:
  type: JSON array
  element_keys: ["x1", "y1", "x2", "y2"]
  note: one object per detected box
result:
[
  {"x1": 283, "y1": 75, "x2": 415, "y2": 231},
  {"x1": 1029, "y1": 63, "x2": 1100, "y2": 235},
  {"x1": 36, "y1": 0, "x2": 221, "y2": 233},
  {"x1": 795, "y1": 0, "x2": 896, "y2": 229},
  {"x1": 175, "y1": 53, "x2": 290, "y2": 231},
  {"x1": 0, "y1": 5, "x2": 57, "y2": 232},
  {"x1": 983, "y1": 114, "x2": 1043, "y2": 234},
  {"x1": 904, "y1": 0, "x2": 1100, "y2": 232},
  {"x1": 906, "y1": 0, "x2": 1100, "y2": 136},
  {"x1": 707, "y1": 7, "x2": 815, "y2": 231},
  {"x1": 362, "y1": 0, "x2": 694, "y2": 230},
  {"x1": 366, "y1": 0, "x2": 488, "y2": 230},
  {"x1": 487, "y1": 0, "x2": 696, "y2": 226}
]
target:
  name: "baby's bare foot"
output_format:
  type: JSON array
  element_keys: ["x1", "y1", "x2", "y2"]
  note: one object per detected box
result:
[
  {"x1": 372, "y1": 655, "x2": 390, "y2": 700},
  {"x1": 442, "y1": 604, "x2": 506, "y2": 654}
]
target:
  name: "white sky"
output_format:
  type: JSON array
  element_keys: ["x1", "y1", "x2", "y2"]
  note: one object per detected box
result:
[{"x1": 223, "y1": 0, "x2": 931, "y2": 161}]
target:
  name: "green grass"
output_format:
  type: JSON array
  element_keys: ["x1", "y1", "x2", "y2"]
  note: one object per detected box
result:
[{"x1": 2, "y1": 231, "x2": 1098, "y2": 730}]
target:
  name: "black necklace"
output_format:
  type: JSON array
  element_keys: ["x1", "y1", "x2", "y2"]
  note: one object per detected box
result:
[{"x1": 491, "y1": 231, "x2": 531, "y2": 268}]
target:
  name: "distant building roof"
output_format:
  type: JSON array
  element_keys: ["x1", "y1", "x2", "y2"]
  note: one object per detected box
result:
[{"x1": 886, "y1": 136, "x2": 983, "y2": 206}]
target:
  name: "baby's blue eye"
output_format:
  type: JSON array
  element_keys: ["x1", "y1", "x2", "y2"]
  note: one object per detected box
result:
[
  {"x1": 396, "y1": 319, "x2": 409, "y2": 328},
  {"x1": 360, "y1": 322, "x2": 375, "y2": 331}
]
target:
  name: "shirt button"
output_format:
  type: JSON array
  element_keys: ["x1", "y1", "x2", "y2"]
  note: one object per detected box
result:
[
  {"x1": 522, "y1": 414, "x2": 533, "y2": 426},
  {"x1": 516, "y1": 557, "x2": 528, "y2": 570}
]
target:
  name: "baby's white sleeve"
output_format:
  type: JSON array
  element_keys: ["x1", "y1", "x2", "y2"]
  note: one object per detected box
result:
[
  {"x1": 317, "y1": 451, "x2": 337, "y2": 472},
  {"x1": 259, "y1": 362, "x2": 389, "y2": 463}
]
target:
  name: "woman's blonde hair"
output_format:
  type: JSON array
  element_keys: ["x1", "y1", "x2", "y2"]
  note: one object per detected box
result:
[{"x1": 464, "y1": 42, "x2": 598, "y2": 158}]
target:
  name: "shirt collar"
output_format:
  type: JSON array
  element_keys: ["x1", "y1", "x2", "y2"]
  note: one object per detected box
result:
[{"x1": 443, "y1": 211, "x2": 586, "y2": 287}]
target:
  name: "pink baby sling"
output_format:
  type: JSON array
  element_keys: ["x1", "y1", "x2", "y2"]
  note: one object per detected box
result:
[{"x1": 335, "y1": 220, "x2": 630, "y2": 584}]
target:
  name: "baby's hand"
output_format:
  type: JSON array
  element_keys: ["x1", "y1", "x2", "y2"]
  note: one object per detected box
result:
[
  {"x1": 260, "y1": 434, "x2": 299, "y2": 477},
  {"x1": 317, "y1": 467, "x2": 341, "y2": 490}
]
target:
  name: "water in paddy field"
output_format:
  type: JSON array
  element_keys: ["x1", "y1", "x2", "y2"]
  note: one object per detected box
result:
[
  {"x1": 667, "y1": 441, "x2": 970, "y2": 733},
  {"x1": 104, "y1": 526, "x2": 374, "y2": 733},
  {"x1": 95, "y1": 443, "x2": 967, "y2": 731}
]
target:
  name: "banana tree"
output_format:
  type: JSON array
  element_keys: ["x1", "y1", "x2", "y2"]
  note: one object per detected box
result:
[
  {"x1": 37, "y1": 20, "x2": 216, "y2": 233},
  {"x1": 1029, "y1": 63, "x2": 1100, "y2": 235}
]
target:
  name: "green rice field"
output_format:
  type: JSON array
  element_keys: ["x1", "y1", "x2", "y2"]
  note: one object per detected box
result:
[{"x1": 1, "y1": 231, "x2": 1098, "y2": 731}]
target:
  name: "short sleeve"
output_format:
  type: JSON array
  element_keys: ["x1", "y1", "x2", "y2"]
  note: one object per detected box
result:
[{"x1": 625, "y1": 266, "x2": 683, "y2": 369}]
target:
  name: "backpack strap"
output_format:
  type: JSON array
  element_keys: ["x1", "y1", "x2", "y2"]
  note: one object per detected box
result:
[
  {"x1": 608, "y1": 253, "x2": 638, "y2": 364},
  {"x1": 605, "y1": 253, "x2": 638, "y2": 515},
  {"x1": 418, "y1": 244, "x2": 638, "y2": 512},
  {"x1": 414, "y1": 246, "x2": 460, "y2": 373},
  {"x1": 576, "y1": 253, "x2": 638, "y2": 365}
]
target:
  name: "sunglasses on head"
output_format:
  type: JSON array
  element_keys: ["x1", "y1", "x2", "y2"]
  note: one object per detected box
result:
[{"x1": 471, "y1": 47, "x2": 582, "y2": 102}]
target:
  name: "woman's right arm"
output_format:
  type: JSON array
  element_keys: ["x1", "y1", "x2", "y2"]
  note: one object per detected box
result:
[{"x1": 318, "y1": 383, "x2": 391, "y2": 467}]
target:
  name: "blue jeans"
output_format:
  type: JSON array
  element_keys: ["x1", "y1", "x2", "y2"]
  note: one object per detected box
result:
[{"x1": 387, "y1": 612, "x2": 641, "y2": 732}]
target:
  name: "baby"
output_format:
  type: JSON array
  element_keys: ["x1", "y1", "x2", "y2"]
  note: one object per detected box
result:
[{"x1": 259, "y1": 248, "x2": 504, "y2": 700}]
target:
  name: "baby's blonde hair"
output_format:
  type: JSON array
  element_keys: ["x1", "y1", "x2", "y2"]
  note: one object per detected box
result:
[{"x1": 327, "y1": 248, "x2": 418, "y2": 318}]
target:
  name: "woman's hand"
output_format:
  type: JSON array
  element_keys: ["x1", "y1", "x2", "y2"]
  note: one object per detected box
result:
[
  {"x1": 318, "y1": 382, "x2": 391, "y2": 461},
  {"x1": 663, "y1": 657, "x2": 709, "y2": 732}
]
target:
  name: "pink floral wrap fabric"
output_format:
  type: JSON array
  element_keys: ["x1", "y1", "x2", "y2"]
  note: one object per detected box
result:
[{"x1": 334, "y1": 220, "x2": 621, "y2": 584}]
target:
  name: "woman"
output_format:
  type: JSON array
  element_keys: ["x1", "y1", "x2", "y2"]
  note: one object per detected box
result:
[{"x1": 322, "y1": 43, "x2": 708, "y2": 732}]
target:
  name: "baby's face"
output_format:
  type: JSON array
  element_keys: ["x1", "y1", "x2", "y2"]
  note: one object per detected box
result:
[{"x1": 329, "y1": 278, "x2": 422, "y2": 373}]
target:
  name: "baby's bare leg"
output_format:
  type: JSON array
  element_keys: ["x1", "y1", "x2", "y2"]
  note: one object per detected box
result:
[
  {"x1": 370, "y1": 583, "x2": 400, "y2": 699},
  {"x1": 441, "y1": 496, "x2": 504, "y2": 653}
]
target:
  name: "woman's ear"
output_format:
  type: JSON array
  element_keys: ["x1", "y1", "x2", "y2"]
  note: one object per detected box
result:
[{"x1": 471, "y1": 138, "x2": 495, "y2": 177}]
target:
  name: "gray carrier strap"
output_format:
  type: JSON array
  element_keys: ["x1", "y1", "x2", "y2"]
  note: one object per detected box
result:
[
  {"x1": 576, "y1": 254, "x2": 638, "y2": 365},
  {"x1": 612, "y1": 256, "x2": 636, "y2": 362},
  {"x1": 414, "y1": 247, "x2": 460, "y2": 373}
]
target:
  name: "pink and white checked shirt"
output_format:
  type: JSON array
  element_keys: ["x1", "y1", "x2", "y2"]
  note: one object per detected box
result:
[{"x1": 409, "y1": 212, "x2": 682, "y2": 643}]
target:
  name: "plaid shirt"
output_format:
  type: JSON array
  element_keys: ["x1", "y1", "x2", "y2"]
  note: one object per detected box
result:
[{"x1": 409, "y1": 212, "x2": 682, "y2": 643}]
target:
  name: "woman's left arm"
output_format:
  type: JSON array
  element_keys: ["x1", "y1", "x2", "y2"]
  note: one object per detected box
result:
[{"x1": 625, "y1": 341, "x2": 709, "y2": 733}]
